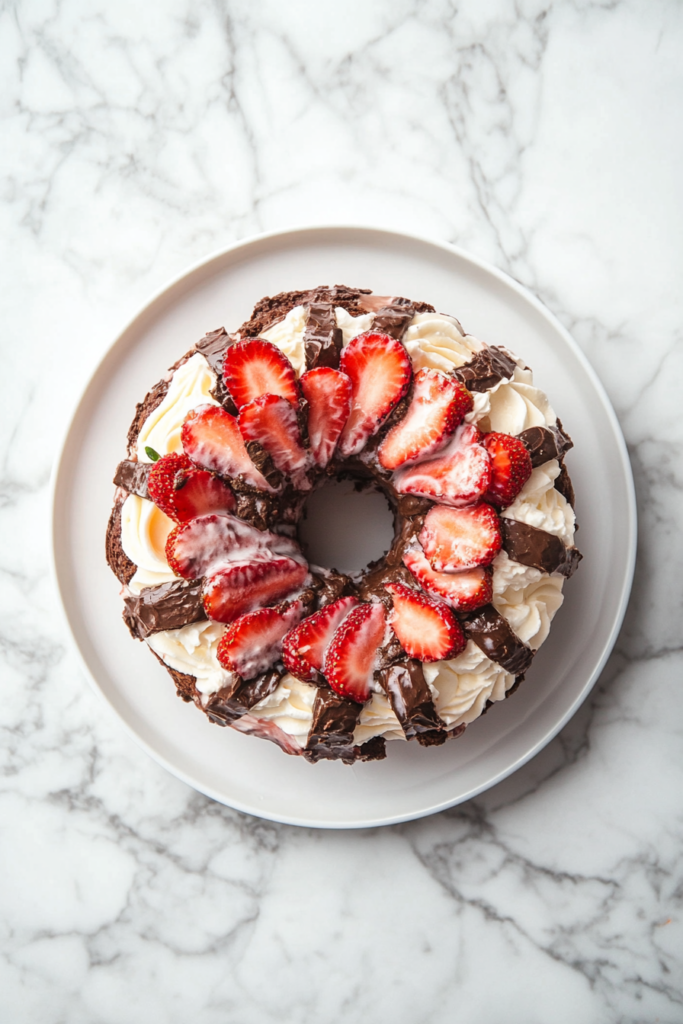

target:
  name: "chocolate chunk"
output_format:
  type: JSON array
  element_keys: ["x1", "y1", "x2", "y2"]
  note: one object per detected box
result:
[
  {"x1": 371, "y1": 301, "x2": 415, "y2": 340},
  {"x1": 500, "y1": 519, "x2": 582, "y2": 578},
  {"x1": 518, "y1": 421, "x2": 573, "y2": 467},
  {"x1": 356, "y1": 736, "x2": 387, "y2": 761},
  {"x1": 416, "y1": 722, "x2": 467, "y2": 747},
  {"x1": 462, "y1": 604, "x2": 534, "y2": 675},
  {"x1": 379, "y1": 660, "x2": 444, "y2": 740},
  {"x1": 454, "y1": 345, "x2": 518, "y2": 392},
  {"x1": 123, "y1": 579, "x2": 206, "y2": 639},
  {"x1": 113, "y1": 460, "x2": 151, "y2": 499},
  {"x1": 554, "y1": 461, "x2": 576, "y2": 508},
  {"x1": 194, "y1": 327, "x2": 239, "y2": 412},
  {"x1": 205, "y1": 669, "x2": 284, "y2": 725},
  {"x1": 303, "y1": 688, "x2": 364, "y2": 763},
  {"x1": 303, "y1": 302, "x2": 344, "y2": 370}
]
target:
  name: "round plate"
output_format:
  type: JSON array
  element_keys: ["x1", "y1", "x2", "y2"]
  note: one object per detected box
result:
[{"x1": 51, "y1": 226, "x2": 636, "y2": 828}]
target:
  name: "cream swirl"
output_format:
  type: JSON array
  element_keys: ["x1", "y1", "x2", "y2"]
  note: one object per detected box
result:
[
  {"x1": 402, "y1": 312, "x2": 484, "y2": 372},
  {"x1": 353, "y1": 692, "x2": 405, "y2": 745},
  {"x1": 249, "y1": 674, "x2": 317, "y2": 747},
  {"x1": 424, "y1": 642, "x2": 515, "y2": 728},
  {"x1": 147, "y1": 621, "x2": 235, "y2": 698},
  {"x1": 137, "y1": 353, "x2": 218, "y2": 462},
  {"x1": 492, "y1": 570, "x2": 564, "y2": 650},
  {"x1": 120, "y1": 494, "x2": 176, "y2": 593},
  {"x1": 502, "y1": 460, "x2": 575, "y2": 546},
  {"x1": 468, "y1": 365, "x2": 556, "y2": 435}
]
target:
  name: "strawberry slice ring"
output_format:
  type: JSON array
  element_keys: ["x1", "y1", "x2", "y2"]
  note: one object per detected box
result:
[{"x1": 109, "y1": 284, "x2": 581, "y2": 765}]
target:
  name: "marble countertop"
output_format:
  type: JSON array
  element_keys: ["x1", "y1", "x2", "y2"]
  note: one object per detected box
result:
[{"x1": 2, "y1": 1, "x2": 682, "y2": 1021}]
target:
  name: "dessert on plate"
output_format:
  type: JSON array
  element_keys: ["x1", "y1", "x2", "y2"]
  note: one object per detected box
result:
[{"x1": 106, "y1": 285, "x2": 581, "y2": 763}]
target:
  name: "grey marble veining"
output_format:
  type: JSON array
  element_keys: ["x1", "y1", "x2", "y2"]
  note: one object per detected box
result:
[{"x1": 1, "y1": 1, "x2": 682, "y2": 1021}]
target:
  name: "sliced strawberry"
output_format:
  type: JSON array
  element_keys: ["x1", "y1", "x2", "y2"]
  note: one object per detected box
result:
[
  {"x1": 181, "y1": 404, "x2": 276, "y2": 492},
  {"x1": 395, "y1": 422, "x2": 491, "y2": 508},
  {"x1": 165, "y1": 513, "x2": 300, "y2": 580},
  {"x1": 385, "y1": 581, "x2": 466, "y2": 662},
  {"x1": 216, "y1": 601, "x2": 304, "y2": 679},
  {"x1": 337, "y1": 331, "x2": 412, "y2": 456},
  {"x1": 223, "y1": 338, "x2": 299, "y2": 410},
  {"x1": 281, "y1": 595, "x2": 359, "y2": 682},
  {"x1": 299, "y1": 367, "x2": 352, "y2": 467},
  {"x1": 148, "y1": 453, "x2": 193, "y2": 520},
  {"x1": 403, "y1": 547, "x2": 492, "y2": 612},
  {"x1": 239, "y1": 394, "x2": 312, "y2": 491},
  {"x1": 203, "y1": 557, "x2": 309, "y2": 624},
  {"x1": 419, "y1": 503, "x2": 501, "y2": 571},
  {"x1": 482, "y1": 432, "x2": 533, "y2": 508},
  {"x1": 378, "y1": 370, "x2": 473, "y2": 471},
  {"x1": 323, "y1": 602, "x2": 386, "y2": 703}
]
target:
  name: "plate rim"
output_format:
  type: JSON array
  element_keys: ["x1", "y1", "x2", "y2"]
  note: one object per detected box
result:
[{"x1": 49, "y1": 224, "x2": 637, "y2": 828}]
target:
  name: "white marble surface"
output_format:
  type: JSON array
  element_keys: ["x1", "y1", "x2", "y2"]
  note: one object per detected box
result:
[{"x1": 1, "y1": 0, "x2": 682, "y2": 1020}]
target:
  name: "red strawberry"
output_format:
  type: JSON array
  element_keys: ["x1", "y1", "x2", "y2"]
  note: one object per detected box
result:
[
  {"x1": 148, "y1": 453, "x2": 193, "y2": 520},
  {"x1": 223, "y1": 338, "x2": 299, "y2": 410},
  {"x1": 337, "y1": 331, "x2": 412, "y2": 456},
  {"x1": 395, "y1": 422, "x2": 491, "y2": 508},
  {"x1": 419, "y1": 503, "x2": 501, "y2": 571},
  {"x1": 239, "y1": 394, "x2": 312, "y2": 490},
  {"x1": 148, "y1": 453, "x2": 236, "y2": 522},
  {"x1": 165, "y1": 513, "x2": 301, "y2": 580},
  {"x1": 402, "y1": 547, "x2": 492, "y2": 612},
  {"x1": 323, "y1": 602, "x2": 386, "y2": 703},
  {"x1": 482, "y1": 432, "x2": 533, "y2": 508},
  {"x1": 281, "y1": 595, "x2": 358, "y2": 682},
  {"x1": 203, "y1": 557, "x2": 309, "y2": 624},
  {"x1": 299, "y1": 367, "x2": 352, "y2": 467},
  {"x1": 384, "y1": 581, "x2": 465, "y2": 662},
  {"x1": 216, "y1": 601, "x2": 304, "y2": 679},
  {"x1": 181, "y1": 404, "x2": 276, "y2": 492},
  {"x1": 378, "y1": 370, "x2": 473, "y2": 471}
]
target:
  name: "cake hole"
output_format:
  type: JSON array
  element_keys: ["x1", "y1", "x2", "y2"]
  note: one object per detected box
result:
[{"x1": 299, "y1": 478, "x2": 395, "y2": 574}]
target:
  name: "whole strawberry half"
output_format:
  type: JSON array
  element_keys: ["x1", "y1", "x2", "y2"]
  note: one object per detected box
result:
[
  {"x1": 281, "y1": 595, "x2": 359, "y2": 682},
  {"x1": 165, "y1": 513, "x2": 301, "y2": 580},
  {"x1": 402, "y1": 547, "x2": 492, "y2": 613},
  {"x1": 239, "y1": 394, "x2": 312, "y2": 491},
  {"x1": 223, "y1": 338, "x2": 299, "y2": 410},
  {"x1": 181, "y1": 403, "x2": 276, "y2": 493},
  {"x1": 337, "y1": 331, "x2": 412, "y2": 456},
  {"x1": 299, "y1": 367, "x2": 352, "y2": 467},
  {"x1": 394, "y1": 422, "x2": 491, "y2": 508},
  {"x1": 385, "y1": 581, "x2": 465, "y2": 662},
  {"x1": 419, "y1": 502, "x2": 501, "y2": 572},
  {"x1": 203, "y1": 557, "x2": 309, "y2": 624},
  {"x1": 216, "y1": 600, "x2": 305, "y2": 679},
  {"x1": 378, "y1": 369, "x2": 473, "y2": 471},
  {"x1": 482, "y1": 432, "x2": 532, "y2": 508},
  {"x1": 323, "y1": 602, "x2": 387, "y2": 703}
]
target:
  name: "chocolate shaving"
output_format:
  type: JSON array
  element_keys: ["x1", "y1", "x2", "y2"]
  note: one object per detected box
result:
[
  {"x1": 518, "y1": 421, "x2": 574, "y2": 468},
  {"x1": 303, "y1": 302, "x2": 344, "y2": 370},
  {"x1": 379, "y1": 660, "x2": 444, "y2": 740},
  {"x1": 113, "y1": 460, "x2": 151, "y2": 499},
  {"x1": 123, "y1": 580, "x2": 206, "y2": 640},
  {"x1": 500, "y1": 519, "x2": 582, "y2": 578},
  {"x1": 462, "y1": 604, "x2": 534, "y2": 675},
  {"x1": 453, "y1": 345, "x2": 518, "y2": 392}
]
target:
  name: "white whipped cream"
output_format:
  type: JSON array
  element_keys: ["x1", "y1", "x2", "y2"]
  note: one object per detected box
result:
[
  {"x1": 147, "y1": 620, "x2": 235, "y2": 698},
  {"x1": 120, "y1": 494, "x2": 177, "y2": 592},
  {"x1": 492, "y1": 569, "x2": 564, "y2": 650},
  {"x1": 261, "y1": 305, "x2": 309, "y2": 377},
  {"x1": 503, "y1": 459, "x2": 575, "y2": 546},
  {"x1": 353, "y1": 692, "x2": 405, "y2": 745},
  {"x1": 335, "y1": 307, "x2": 374, "y2": 346},
  {"x1": 137, "y1": 353, "x2": 219, "y2": 462},
  {"x1": 402, "y1": 312, "x2": 483, "y2": 372},
  {"x1": 249, "y1": 673, "x2": 317, "y2": 747},
  {"x1": 467, "y1": 364, "x2": 556, "y2": 435},
  {"x1": 424, "y1": 642, "x2": 515, "y2": 728}
]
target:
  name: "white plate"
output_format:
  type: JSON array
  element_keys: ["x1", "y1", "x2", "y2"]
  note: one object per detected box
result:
[{"x1": 51, "y1": 226, "x2": 636, "y2": 829}]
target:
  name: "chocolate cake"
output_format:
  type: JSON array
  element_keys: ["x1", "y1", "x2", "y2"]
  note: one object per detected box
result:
[{"x1": 107, "y1": 285, "x2": 581, "y2": 763}]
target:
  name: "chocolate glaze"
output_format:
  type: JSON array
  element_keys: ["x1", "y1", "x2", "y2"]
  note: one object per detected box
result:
[
  {"x1": 370, "y1": 300, "x2": 415, "y2": 340},
  {"x1": 379, "y1": 660, "x2": 444, "y2": 740},
  {"x1": 113, "y1": 460, "x2": 151, "y2": 499},
  {"x1": 453, "y1": 345, "x2": 518, "y2": 392},
  {"x1": 462, "y1": 604, "x2": 534, "y2": 675},
  {"x1": 303, "y1": 302, "x2": 344, "y2": 370},
  {"x1": 123, "y1": 579, "x2": 206, "y2": 640},
  {"x1": 243, "y1": 440, "x2": 284, "y2": 491},
  {"x1": 310, "y1": 569, "x2": 358, "y2": 609},
  {"x1": 205, "y1": 669, "x2": 284, "y2": 725},
  {"x1": 500, "y1": 518, "x2": 582, "y2": 578},
  {"x1": 194, "y1": 327, "x2": 238, "y2": 412},
  {"x1": 518, "y1": 421, "x2": 573, "y2": 467},
  {"x1": 303, "y1": 688, "x2": 387, "y2": 763}
]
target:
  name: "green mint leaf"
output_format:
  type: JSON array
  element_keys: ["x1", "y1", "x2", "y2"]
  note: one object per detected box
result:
[{"x1": 145, "y1": 446, "x2": 161, "y2": 462}]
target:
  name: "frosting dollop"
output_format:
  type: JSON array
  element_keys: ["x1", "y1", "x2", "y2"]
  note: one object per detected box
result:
[
  {"x1": 468, "y1": 365, "x2": 556, "y2": 435},
  {"x1": 137, "y1": 353, "x2": 218, "y2": 462},
  {"x1": 120, "y1": 494, "x2": 177, "y2": 593},
  {"x1": 503, "y1": 459, "x2": 575, "y2": 546},
  {"x1": 353, "y1": 692, "x2": 405, "y2": 745},
  {"x1": 261, "y1": 306, "x2": 309, "y2": 377},
  {"x1": 249, "y1": 673, "x2": 317, "y2": 747},
  {"x1": 147, "y1": 620, "x2": 234, "y2": 698},
  {"x1": 402, "y1": 313, "x2": 483, "y2": 372},
  {"x1": 492, "y1": 569, "x2": 564, "y2": 649},
  {"x1": 424, "y1": 642, "x2": 515, "y2": 728}
]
